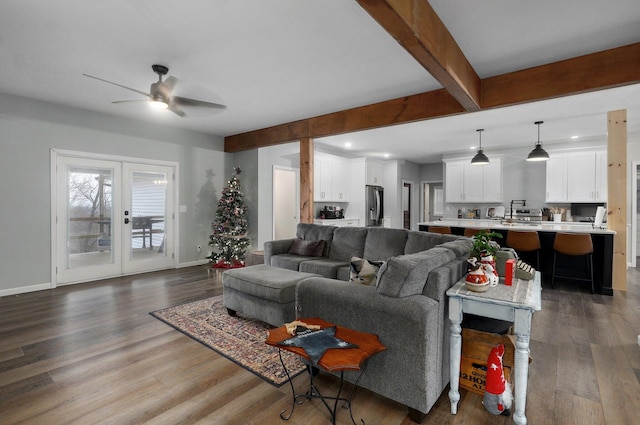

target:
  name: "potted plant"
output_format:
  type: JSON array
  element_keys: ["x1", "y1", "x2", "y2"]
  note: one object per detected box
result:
[{"x1": 470, "y1": 230, "x2": 503, "y2": 259}]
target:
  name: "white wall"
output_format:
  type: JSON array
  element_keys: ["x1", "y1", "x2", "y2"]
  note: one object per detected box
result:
[{"x1": 0, "y1": 93, "x2": 228, "y2": 294}]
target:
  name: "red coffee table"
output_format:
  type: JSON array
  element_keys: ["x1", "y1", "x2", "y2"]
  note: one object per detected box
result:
[{"x1": 266, "y1": 317, "x2": 386, "y2": 425}]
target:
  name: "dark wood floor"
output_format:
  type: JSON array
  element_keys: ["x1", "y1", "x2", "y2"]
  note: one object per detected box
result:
[{"x1": 1, "y1": 265, "x2": 639, "y2": 425}]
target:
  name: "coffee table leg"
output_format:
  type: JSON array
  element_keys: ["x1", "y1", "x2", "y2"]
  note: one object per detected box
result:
[{"x1": 448, "y1": 297, "x2": 463, "y2": 414}]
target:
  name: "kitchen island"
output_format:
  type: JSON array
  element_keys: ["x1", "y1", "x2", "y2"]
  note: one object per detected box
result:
[{"x1": 419, "y1": 219, "x2": 615, "y2": 295}]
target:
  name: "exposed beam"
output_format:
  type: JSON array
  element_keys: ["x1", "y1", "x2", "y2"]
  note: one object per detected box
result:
[
  {"x1": 356, "y1": 0, "x2": 481, "y2": 111},
  {"x1": 299, "y1": 138, "x2": 314, "y2": 224},
  {"x1": 224, "y1": 89, "x2": 464, "y2": 152},
  {"x1": 225, "y1": 43, "x2": 640, "y2": 152},
  {"x1": 482, "y1": 43, "x2": 640, "y2": 108}
]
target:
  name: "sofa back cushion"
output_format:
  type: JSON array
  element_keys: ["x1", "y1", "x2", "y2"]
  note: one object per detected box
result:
[
  {"x1": 376, "y1": 247, "x2": 456, "y2": 297},
  {"x1": 329, "y1": 227, "x2": 368, "y2": 261},
  {"x1": 363, "y1": 227, "x2": 408, "y2": 260},
  {"x1": 288, "y1": 238, "x2": 326, "y2": 257},
  {"x1": 404, "y1": 231, "x2": 459, "y2": 254},
  {"x1": 296, "y1": 223, "x2": 336, "y2": 256},
  {"x1": 437, "y1": 238, "x2": 473, "y2": 258}
]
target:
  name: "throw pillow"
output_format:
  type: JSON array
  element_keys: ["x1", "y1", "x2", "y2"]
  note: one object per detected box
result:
[
  {"x1": 349, "y1": 256, "x2": 385, "y2": 286},
  {"x1": 288, "y1": 239, "x2": 325, "y2": 257}
]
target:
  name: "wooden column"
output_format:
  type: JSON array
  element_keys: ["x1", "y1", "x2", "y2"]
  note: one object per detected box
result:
[
  {"x1": 607, "y1": 109, "x2": 627, "y2": 291},
  {"x1": 299, "y1": 138, "x2": 314, "y2": 224}
]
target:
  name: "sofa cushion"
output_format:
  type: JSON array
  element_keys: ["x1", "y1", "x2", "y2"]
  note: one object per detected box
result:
[
  {"x1": 298, "y1": 258, "x2": 349, "y2": 279},
  {"x1": 349, "y1": 256, "x2": 385, "y2": 286},
  {"x1": 296, "y1": 223, "x2": 336, "y2": 256},
  {"x1": 288, "y1": 238, "x2": 325, "y2": 257},
  {"x1": 223, "y1": 265, "x2": 319, "y2": 303},
  {"x1": 376, "y1": 247, "x2": 456, "y2": 297},
  {"x1": 363, "y1": 227, "x2": 408, "y2": 260},
  {"x1": 437, "y1": 238, "x2": 474, "y2": 258},
  {"x1": 270, "y1": 253, "x2": 317, "y2": 271},
  {"x1": 329, "y1": 227, "x2": 368, "y2": 261},
  {"x1": 404, "y1": 231, "x2": 459, "y2": 254}
]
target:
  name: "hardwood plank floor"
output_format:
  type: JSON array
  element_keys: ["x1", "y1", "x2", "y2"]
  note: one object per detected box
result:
[{"x1": 1, "y1": 266, "x2": 639, "y2": 424}]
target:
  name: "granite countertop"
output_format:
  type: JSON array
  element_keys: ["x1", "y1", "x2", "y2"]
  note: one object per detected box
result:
[{"x1": 419, "y1": 219, "x2": 615, "y2": 234}]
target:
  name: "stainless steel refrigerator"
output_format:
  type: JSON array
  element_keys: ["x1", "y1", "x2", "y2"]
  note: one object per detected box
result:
[{"x1": 366, "y1": 185, "x2": 384, "y2": 226}]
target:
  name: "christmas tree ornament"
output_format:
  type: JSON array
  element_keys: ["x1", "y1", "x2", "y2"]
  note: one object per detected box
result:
[{"x1": 482, "y1": 343, "x2": 513, "y2": 416}]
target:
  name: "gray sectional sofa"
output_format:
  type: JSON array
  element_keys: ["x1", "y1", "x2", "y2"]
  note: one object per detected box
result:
[{"x1": 261, "y1": 223, "x2": 472, "y2": 421}]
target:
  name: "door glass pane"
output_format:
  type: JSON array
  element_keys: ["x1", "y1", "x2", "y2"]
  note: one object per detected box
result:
[
  {"x1": 130, "y1": 171, "x2": 167, "y2": 261},
  {"x1": 67, "y1": 166, "x2": 113, "y2": 268}
]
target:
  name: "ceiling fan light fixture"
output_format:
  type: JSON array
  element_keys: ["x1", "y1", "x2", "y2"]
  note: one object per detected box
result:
[
  {"x1": 527, "y1": 121, "x2": 550, "y2": 161},
  {"x1": 150, "y1": 93, "x2": 168, "y2": 110},
  {"x1": 471, "y1": 129, "x2": 489, "y2": 165}
]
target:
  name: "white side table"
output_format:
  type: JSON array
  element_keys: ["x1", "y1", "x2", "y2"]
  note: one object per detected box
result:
[{"x1": 447, "y1": 272, "x2": 542, "y2": 425}]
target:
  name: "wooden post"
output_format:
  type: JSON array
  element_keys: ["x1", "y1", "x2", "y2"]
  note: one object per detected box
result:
[
  {"x1": 299, "y1": 138, "x2": 314, "y2": 224},
  {"x1": 607, "y1": 109, "x2": 627, "y2": 291}
]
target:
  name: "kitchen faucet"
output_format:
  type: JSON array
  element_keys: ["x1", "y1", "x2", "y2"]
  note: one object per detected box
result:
[{"x1": 510, "y1": 199, "x2": 526, "y2": 219}]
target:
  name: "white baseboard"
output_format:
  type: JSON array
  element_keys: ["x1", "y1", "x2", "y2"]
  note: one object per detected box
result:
[
  {"x1": 178, "y1": 259, "x2": 210, "y2": 268},
  {"x1": 0, "y1": 282, "x2": 52, "y2": 297}
]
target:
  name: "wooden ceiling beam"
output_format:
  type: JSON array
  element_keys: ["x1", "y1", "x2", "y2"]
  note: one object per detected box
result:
[
  {"x1": 224, "y1": 89, "x2": 464, "y2": 152},
  {"x1": 356, "y1": 0, "x2": 481, "y2": 111},
  {"x1": 482, "y1": 43, "x2": 640, "y2": 108}
]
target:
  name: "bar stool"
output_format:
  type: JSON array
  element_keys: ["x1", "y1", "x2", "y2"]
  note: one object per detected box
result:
[
  {"x1": 429, "y1": 226, "x2": 451, "y2": 234},
  {"x1": 464, "y1": 228, "x2": 489, "y2": 237},
  {"x1": 552, "y1": 232, "x2": 594, "y2": 293},
  {"x1": 506, "y1": 230, "x2": 541, "y2": 270}
]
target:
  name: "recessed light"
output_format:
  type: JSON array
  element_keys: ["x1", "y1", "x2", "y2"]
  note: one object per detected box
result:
[
  {"x1": 470, "y1": 146, "x2": 476, "y2": 150},
  {"x1": 344, "y1": 142, "x2": 352, "y2": 148},
  {"x1": 383, "y1": 153, "x2": 390, "y2": 158},
  {"x1": 570, "y1": 135, "x2": 579, "y2": 139}
]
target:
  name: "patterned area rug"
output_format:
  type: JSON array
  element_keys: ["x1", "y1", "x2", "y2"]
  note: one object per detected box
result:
[{"x1": 150, "y1": 295, "x2": 305, "y2": 387}]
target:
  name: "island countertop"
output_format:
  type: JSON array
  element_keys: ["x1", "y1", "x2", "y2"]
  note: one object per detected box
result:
[{"x1": 418, "y1": 219, "x2": 615, "y2": 234}]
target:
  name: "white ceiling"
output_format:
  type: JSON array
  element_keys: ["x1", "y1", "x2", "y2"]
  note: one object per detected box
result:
[{"x1": 1, "y1": 0, "x2": 639, "y2": 164}]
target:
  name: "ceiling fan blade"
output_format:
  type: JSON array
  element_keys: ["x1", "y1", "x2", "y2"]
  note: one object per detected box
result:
[
  {"x1": 83, "y1": 73, "x2": 150, "y2": 98},
  {"x1": 112, "y1": 99, "x2": 150, "y2": 104},
  {"x1": 172, "y1": 95, "x2": 226, "y2": 109},
  {"x1": 168, "y1": 104, "x2": 186, "y2": 117},
  {"x1": 163, "y1": 76, "x2": 179, "y2": 91}
]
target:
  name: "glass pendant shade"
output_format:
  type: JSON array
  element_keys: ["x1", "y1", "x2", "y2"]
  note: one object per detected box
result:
[
  {"x1": 471, "y1": 129, "x2": 489, "y2": 165},
  {"x1": 526, "y1": 121, "x2": 549, "y2": 161}
]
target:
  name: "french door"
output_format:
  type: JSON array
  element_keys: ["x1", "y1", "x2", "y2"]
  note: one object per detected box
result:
[{"x1": 55, "y1": 155, "x2": 175, "y2": 285}]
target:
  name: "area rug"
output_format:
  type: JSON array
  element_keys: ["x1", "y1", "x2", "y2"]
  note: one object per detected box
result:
[{"x1": 150, "y1": 295, "x2": 305, "y2": 387}]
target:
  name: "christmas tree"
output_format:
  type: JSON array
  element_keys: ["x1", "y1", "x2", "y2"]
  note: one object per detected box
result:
[{"x1": 208, "y1": 167, "x2": 250, "y2": 268}]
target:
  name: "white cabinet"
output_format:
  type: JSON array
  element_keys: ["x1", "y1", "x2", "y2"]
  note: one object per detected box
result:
[
  {"x1": 595, "y1": 151, "x2": 607, "y2": 202},
  {"x1": 545, "y1": 156, "x2": 568, "y2": 202},
  {"x1": 314, "y1": 218, "x2": 359, "y2": 227},
  {"x1": 366, "y1": 159, "x2": 384, "y2": 186},
  {"x1": 314, "y1": 153, "x2": 350, "y2": 202},
  {"x1": 545, "y1": 150, "x2": 606, "y2": 202},
  {"x1": 444, "y1": 157, "x2": 503, "y2": 203}
]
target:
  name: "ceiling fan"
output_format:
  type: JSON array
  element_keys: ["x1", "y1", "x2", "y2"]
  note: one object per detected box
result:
[{"x1": 83, "y1": 64, "x2": 226, "y2": 117}]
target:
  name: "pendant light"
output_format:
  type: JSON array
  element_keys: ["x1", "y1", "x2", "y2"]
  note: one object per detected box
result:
[
  {"x1": 526, "y1": 121, "x2": 550, "y2": 161},
  {"x1": 471, "y1": 129, "x2": 489, "y2": 165}
]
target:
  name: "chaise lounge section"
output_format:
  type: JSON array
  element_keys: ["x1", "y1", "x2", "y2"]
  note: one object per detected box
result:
[{"x1": 224, "y1": 224, "x2": 472, "y2": 421}]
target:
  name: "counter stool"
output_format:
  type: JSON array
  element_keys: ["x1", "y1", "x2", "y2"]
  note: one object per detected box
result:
[
  {"x1": 429, "y1": 225, "x2": 451, "y2": 234},
  {"x1": 552, "y1": 232, "x2": 594, "y2": 293},
  {"x1": 506, "y1": 230, "x2": 541, "y2": 269},
  {"x1": 464, "y1": 228, "x2": 489, "y2": 237}
]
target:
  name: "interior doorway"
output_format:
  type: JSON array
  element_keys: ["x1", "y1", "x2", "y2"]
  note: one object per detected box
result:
[
  {"x1": 632, "y1": 161, "x2": 640, "y2": 268},
  {"x1": 402, "y1": 181, "x2": 413, "y2": 230},
  {"x1": 53, "y1": 151, "x2": 176, "y2": 285},
  {"x1": 273, "y1": 166, "x2": 299, "y2": 239},
  {"x1": 422, "y1": 182, "x2": 444, "y2": 222}
]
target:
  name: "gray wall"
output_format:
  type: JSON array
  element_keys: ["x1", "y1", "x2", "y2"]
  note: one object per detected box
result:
[{"x1": 0, "y1": 93, "x2": 228, "y2": 294}]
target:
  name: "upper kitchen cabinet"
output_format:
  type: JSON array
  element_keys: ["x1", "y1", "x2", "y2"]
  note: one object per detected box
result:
[
  {"x1": 314, "y1": 152, "x2": 350, "y2": 202},
  {"x1": 365, "y1": 158, "x2": 384, "y2": 186},
  {"x1": 545, "y1": 150, "x2": 606, "y2": 202},
  {"x1": 444, "y1": 157, "x2": 503, "y2": 203}
]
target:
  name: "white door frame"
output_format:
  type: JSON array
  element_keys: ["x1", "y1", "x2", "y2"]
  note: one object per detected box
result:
[
  {"x1": 631, "y1": 161, "x2": 639, "y2": 268},
  {"x1": 50, "y1": 149, "x2": 179, "y2": 287}
]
